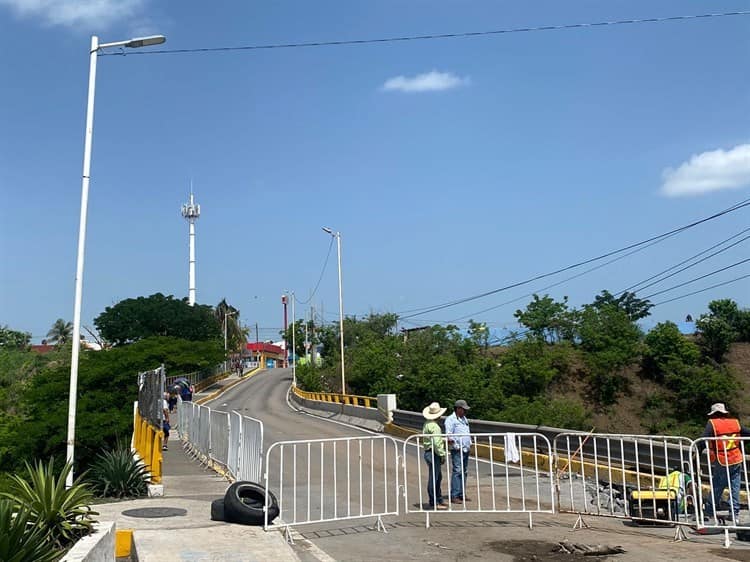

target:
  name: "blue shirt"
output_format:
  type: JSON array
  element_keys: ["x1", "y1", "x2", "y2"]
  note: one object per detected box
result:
[{"x1": 445, "y1": 412, "x2": 471, "y2": 452}]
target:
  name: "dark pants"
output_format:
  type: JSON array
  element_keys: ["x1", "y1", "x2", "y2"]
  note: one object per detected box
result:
[{"x1": 424, "y1": 450, "x2": 443, "y2": 507}]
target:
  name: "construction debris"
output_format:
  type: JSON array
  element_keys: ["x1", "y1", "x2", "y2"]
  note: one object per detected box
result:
[{"x1": 554, "y1": 540, "x2": 626, "y2": 556}]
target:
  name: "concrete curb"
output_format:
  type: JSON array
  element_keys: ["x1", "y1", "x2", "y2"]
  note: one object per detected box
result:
[{"x1": 61, "y1": 521, "x2": 116, "y2": 562}]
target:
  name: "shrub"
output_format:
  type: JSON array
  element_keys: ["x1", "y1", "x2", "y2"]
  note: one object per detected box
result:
[
  {"x1": 0, "y1": 459, "x2": 97, "y2": 548},
  {"x1": 642, "y1": 321, "x2": 700, "y2": 381},
  {"x1": 0, "y1": 499, "x2": 58, "y2": 562},
  {"x1": 89, "y1": 448, "x2": 150, "y2": 498}
]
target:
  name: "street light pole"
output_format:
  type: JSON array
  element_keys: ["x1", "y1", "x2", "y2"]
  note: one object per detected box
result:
[
  {"x1": 322, "y1": 227, "x2": 346, "y2": 395},
  {"x1": 67, "y1": 34, "x2": 165, "y2": 488},
  {"x1": 290, "y1": 291, "x2": 296, "y2": 387}
]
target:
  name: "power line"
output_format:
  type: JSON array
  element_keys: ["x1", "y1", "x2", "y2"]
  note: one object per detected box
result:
[
  {"x1": 296, "y1": 236, "x2": 335, "y2": 305},
  {"x1": 398, "y1": 197, "x2": 750, "y2": 320},
  {"x1": 652, "y1": 273, "x2": 750, "y2": 307},
  {"x1": 619, "y1": 226, "x2": 750, "y2": 295},
  {"x1": 100, "y1": 11, "x2": 750, "y2": 57},
  {"x1": 447, "y1": 225, "x2": 689, "y2": 322},
  {"x1": 642, "y1": 258, "x2": 750, "y2": 300}
]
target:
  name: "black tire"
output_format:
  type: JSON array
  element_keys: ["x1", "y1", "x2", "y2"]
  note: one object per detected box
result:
[
  {"x1": 223, "y1": 481, "x2": 280, "y2": 525},
  {"x1": 210, "y1": 498, "x2": 225, "y2": 521}
]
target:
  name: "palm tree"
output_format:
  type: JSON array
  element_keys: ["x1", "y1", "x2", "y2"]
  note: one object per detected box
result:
[
  {"x1": 47, "y1": 318, "x2": 73, "y2": 346},
  {"x1": 215, "y1": 299, "x2": 244, "y2": 352}
]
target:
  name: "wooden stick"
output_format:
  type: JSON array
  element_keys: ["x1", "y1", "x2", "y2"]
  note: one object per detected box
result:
[{"x1": 557, "y1": 427, "x2": 596, "y2": 477}]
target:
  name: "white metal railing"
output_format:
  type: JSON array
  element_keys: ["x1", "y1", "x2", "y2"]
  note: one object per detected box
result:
[
  {"x1": 264, "y1": 436, "x2": 400, "y2": 532},
  {"x1": 402, "y1": 432, "x2": 554, "y2": 528},
  {"x1": 554, "y1": 433, "x2": 696, "y2": 532},
  {"x1": 177, "y1": 401, "x2": 264, "y2": 484},
  {"x1": 692, "y1": 436, "x2": 750, "y2": 544}
]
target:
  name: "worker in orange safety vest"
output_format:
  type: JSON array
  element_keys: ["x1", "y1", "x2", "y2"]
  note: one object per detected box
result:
[{"x1": 700, "y1": 403, "x2": 750, "y2": 525}]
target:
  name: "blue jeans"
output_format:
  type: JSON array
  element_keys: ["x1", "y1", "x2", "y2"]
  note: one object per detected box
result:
[
  {"x1": 450, "y1": 449, "x2": 470, "y2": 499},
  {"x1": 705, "y1": 462, "x2": 742, "y2": 520},
  {"x1": 424, "y1": 450, "x2": 444, "y2": 506}
]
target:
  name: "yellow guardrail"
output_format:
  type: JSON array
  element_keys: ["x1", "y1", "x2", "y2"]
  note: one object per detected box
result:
[
  {"x1": 292, "y1": 386, "x2": 376, "y2": 409},
  {"x1": 132, "y1": 406, "x2": 163, "y2": 484}
]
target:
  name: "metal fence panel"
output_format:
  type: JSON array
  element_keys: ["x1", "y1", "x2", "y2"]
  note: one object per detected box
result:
[
  {"x1": 136, "y1": 365, "x2": 165, "y2": 426},
  {"x1": 210, "y1": 410, "x2": 230, "y2": 467},
  {"x1": 238, "y1": 414, "x2": 264, "y2": 483},
  {"x1": 264, "y1": 436, "x2": 400, "y2": 530},
  {"x1": 403, "y1": 432, "x2": 554, "y2": 521},
  {"x1": 197, "y1": 405, "x2": 211, "y2": 458},
  {"x1": 692, "y1": 437, "x2": 750, "y2": 533},
  {"x1": 227, "y1": 411, "x2": 243, "y2": 479},
  {"x1": 554, "y1": 433, "x2": 695, "y2": 527}
]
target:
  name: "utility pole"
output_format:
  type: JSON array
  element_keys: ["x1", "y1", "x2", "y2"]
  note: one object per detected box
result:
[{"x1": 282, "y1": 294, "x2": 288, "y2": 367}]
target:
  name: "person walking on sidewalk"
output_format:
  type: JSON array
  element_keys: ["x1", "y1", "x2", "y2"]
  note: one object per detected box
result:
[
  {"x1": 446, "y1": 399, "x2": 472, "y2": 504},
  {"x1": 422, "y1": 402, "x2": 448, "y2": 510},
  {"x1": 700, "y1": 402, "x2": 750, "y2": 525}
]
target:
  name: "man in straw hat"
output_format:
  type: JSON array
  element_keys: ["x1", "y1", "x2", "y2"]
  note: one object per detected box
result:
[
  {"x1": 700, "y1": 402, "x2": 750, "y2": 525},
  {"x1": 422, "y1": 402, "x2": 448, "y2": 510}
]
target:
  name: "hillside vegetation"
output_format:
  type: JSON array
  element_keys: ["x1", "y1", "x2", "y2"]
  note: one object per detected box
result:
[{"x1": 291, "y1": 293, "x2": 750, "y2": 436}]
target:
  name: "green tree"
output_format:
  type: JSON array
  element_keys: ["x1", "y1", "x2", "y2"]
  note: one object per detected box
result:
[
  {"x1": 46, "y1": 319, "x2": 72, "y2": 346},
  {"x1": 592, "y1": 290, "x2": 652, "y2": 321},
  {"x1": 0, "y1": 325, "x2": 31, "y2": 349},
  {"x1": 704, "y1": 299, "x2": 750, "y2": 343},
  {"x1": 696, "y1": 315, "x2": 736, "y2": 362},
  {"x1": 642, "y1": 321, "x2": 700, "y2": 381},
  {"x1": 577, "y1": 304, "x2": 642, "y2": 404},
  {"x1": 514, "y1": 294, "x2": 574, "y2": 343},
  {"x1": 1, "y1": 336, "x2": 223, "y2": 472},
  {"x1": 215, "y1": 298, "x2": 245, "y2": 353},
  {"x1": 94, "y1": 293, "x2": 221, "y2": 345}
]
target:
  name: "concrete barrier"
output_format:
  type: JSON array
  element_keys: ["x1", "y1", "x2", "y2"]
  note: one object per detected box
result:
[{"x1": 61, "y1": 521, "x2": 116, "y2": 562}]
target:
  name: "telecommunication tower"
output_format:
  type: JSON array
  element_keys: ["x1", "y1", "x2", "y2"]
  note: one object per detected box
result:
[{"x1": 181, "y1": 190, "x2": 200, "y2": 306}]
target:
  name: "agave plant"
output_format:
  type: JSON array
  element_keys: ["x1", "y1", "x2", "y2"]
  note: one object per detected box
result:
[
  {"x1": 0, "y1": 499, "x2": 59, "y2": 562},
  {"x1": 0, "y1": 459, "x2": 97, "y2": 548},
  {"x1": 89, "y1": 448, "x2": 150, "y2": 498}
]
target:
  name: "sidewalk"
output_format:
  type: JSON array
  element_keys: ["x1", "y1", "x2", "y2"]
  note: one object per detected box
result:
[{"x1": 96, "y1": 443, "x2": 299, "y2": 562}]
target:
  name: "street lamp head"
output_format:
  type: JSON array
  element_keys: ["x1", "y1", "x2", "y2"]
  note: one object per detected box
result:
[
  {"x1": 125, "y1": 35, "x2": 166, "y2": 48},
  {"x1": 322, "y1": 227, "x2": 333, "y2": 235}
]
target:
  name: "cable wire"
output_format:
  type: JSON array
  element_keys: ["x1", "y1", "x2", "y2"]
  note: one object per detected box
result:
[
  {"x1": 652, "y1": 273, "x2": 750, "y2": 307},
  {"x1": 619, "y1": 226, "x2": 750, "y2": 295},
  {"x1": 295, "y1": 236, "x2": 335, "y2": 305},
  {"x1": 100, "y1": 11, "x2": 750, "y2": 57},
  {"x1": 642, "y1": 258, "x2": 750, "y2": 300},
  {"x1": 398, "y1": 197, "x2": 750, "y2": 319}
]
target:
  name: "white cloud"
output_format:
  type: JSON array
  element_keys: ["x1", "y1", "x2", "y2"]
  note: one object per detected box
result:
[
  {"x1": 660, "y1": 144, "x2": 750, "y2": 197},
  {"x1": 381, "y1": 70, "x2": 469, "y2": 93},
  {"x1": 0, "y1": 0, "x2": 146, "y2": 28}
]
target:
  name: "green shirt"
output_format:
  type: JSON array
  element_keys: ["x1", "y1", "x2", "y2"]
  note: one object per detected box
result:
[{"x1": 422, "y1": 420, "x2": 446, "y2": 457}]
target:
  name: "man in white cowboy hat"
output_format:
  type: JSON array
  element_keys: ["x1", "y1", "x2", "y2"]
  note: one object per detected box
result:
[
  {"x1": 422, "y1": 402, "x2": 448, "y2": 510},
  {"x1": 445, "y1": 399, "x2": 472, "y2": 504},
  {"x1": 700, "y1": 403, "x2": 750, "y2": 526}
]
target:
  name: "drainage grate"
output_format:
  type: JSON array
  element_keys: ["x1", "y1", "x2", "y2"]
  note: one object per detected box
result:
[{"x1": 121, "y1": 507, "x2": 188, "y2": 519}]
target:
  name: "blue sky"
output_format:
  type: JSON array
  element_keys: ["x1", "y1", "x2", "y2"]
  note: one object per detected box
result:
[{"x1": 1, "y1": 0, "x2": 749, "y2": 344}]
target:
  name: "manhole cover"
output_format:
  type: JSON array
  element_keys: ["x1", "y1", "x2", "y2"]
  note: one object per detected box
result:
[{"x1": 121, "y1": 507, "x2": 188, "y2": 518}]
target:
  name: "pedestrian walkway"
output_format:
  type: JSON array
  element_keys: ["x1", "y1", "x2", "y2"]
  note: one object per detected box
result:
[{"x1": 96, "y1": 434, "x2": 299, "y2": 561}]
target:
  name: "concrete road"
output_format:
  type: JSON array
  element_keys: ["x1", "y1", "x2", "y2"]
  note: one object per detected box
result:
[{"x1": 205, "y1": 368, "x2": 750, "y2": 561}]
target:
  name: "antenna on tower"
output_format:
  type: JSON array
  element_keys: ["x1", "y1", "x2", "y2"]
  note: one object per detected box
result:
[{"x1": 181, "y1": 186, "x2": 201, "y2": 306}]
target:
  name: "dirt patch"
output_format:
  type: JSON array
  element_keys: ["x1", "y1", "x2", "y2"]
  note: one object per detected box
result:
[
  {"x1": 482, "y1": 539, "x2": 622, "y2": 561},
  {"x1": 709, "y1": 548, "x2": 750, "y2": 562}
]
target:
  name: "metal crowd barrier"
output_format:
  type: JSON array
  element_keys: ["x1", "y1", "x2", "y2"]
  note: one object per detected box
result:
[
  {"x1": 402, "y1": 432, "x2": 554, "y2": 528},
  {"x1": 177, "y1": 401, "x2": 264, "y2": 483},
  {"x1": 264, "y1": 436, "x2": 400, "y2": 534},
  {"x1": 692, "y1": 436, "x2": 750, "y2": 546},
  {"x1": 554, "y1": 433, "x2": 695, "y2": 535}
]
